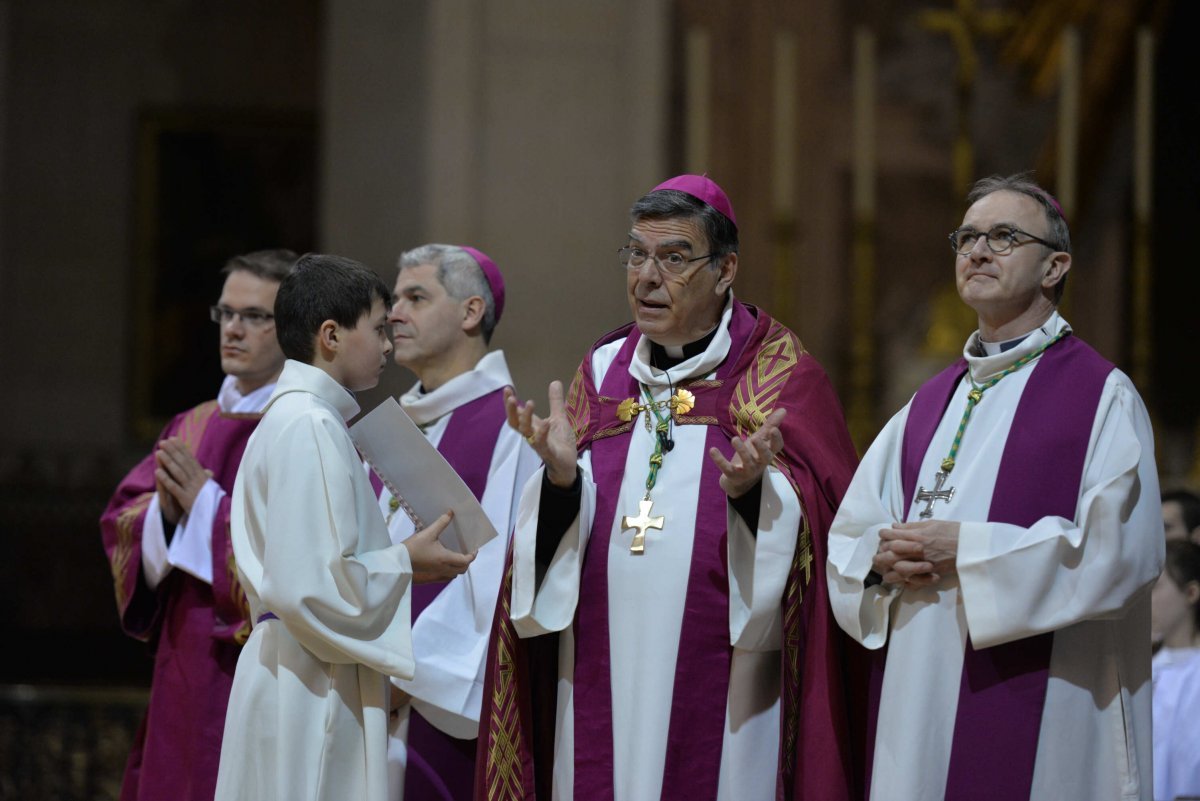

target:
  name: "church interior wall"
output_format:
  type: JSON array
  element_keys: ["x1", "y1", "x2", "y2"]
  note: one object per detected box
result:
[{"x1": 0, "y1": 0, "x2": 322, "y2": 689}]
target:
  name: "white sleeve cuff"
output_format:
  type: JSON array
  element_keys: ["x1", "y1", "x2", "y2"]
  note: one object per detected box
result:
[
  {"x1": 727, "y1": 467, "x2": 800, "y2": 650},
  {"x1": 166, "y1": 480, "x2": 225, "y2": 585},
  {"x1": 141, "y1": 493, "x2": 172, "y2": 590},
  {"x1": 511, "y1": 465, "x2": 596, "y2": 638}
]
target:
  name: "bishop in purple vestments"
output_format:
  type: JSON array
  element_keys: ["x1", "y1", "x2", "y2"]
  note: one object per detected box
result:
[
  {"x1": 477, "y1": 176, "x2": 863, "y2": 801},
  {"x1": 376, "y1": 244, "x2": 539, "y2": 801}
]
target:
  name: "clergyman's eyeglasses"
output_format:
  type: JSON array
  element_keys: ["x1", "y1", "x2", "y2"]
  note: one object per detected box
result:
[
  {"x1": 617, "y1": 246, "x2": 716, "y2": 276},
  {"x1": 948, "y1": 226, "x2": 1058, "y2": 256},
  {"x1": 209, "y1": 305, "x2": 275, "y2": 329}
]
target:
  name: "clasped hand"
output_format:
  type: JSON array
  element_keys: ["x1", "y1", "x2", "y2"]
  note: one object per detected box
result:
[
  {"x1": 871, "y1": 520, "x2": 960, "y2": 587},
  {"x1": 154, "y1": 437, "x2": 213, "y2": 524}
]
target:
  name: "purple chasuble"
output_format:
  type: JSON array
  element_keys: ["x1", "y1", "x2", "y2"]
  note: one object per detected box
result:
[
  {"x1": 100, "y1": 403, "x2": 260, "y2": 801},
  {"x1": 884, "y1": 334, "x2": 1113, "y2": 801},
  {"x1": 573, "y1": 304, "x2": 756, "y2": 799},
  {"x1": 379, "y1": 388, "x2": 508, "y2": 801}
]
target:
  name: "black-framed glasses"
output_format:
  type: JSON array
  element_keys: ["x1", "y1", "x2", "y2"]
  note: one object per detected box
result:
[
  {"x1": 618, "y1": 246, "x2": 715, "y2": 276},
  {"x1": 948, "y1": 226, "x2": 1058, "y2": 256},
  {"x1": 209, "y1": 305, "x2": 275, "y2": 328}
]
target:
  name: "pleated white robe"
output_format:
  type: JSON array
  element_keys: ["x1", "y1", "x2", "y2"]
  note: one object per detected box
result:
[{"x1": 215, "y1": 360, "x2": 417, "y2": 801}]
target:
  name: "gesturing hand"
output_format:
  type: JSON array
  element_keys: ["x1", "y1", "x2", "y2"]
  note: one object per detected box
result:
[
  {"x1": 505, "y1": 382, "x2": 578, "y2": 488},
  {"x1": 154, "y1": 437, "x2": 212, "y2": 524},
  {"x1": 708, "y1": 408, "x2": 786, "y2": 499}
]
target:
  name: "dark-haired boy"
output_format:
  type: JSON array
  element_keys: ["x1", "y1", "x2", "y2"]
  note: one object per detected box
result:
[{"x1": 214, "y1": 254, "x2": 474, "y2": 801}]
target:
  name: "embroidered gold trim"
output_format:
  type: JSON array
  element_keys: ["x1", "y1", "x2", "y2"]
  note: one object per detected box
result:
[
  {"x1": 112, "y1": 493, "x2": 153, "y2": 610},
  {"x1": 780, "y1": 499, "x2": 810, "y2": 763},
  {"x1": 484, "y1": 560, "x2": 524, "y2": 799},
  {"x1": 728, "y1": 323, "x2": 800, "y2": 437},
  {"x1": 227, "y1": 545, "x2": 252, "y2": 645},
  {"x1": 592, "y1": 423, "x2": 633, "y2": 441},
  {"x1": 179, "y1": 401, "x2": 219, "y2": 451},
  {"x1": 566, "y1": 370, "x2": 591, "y2": 445}
]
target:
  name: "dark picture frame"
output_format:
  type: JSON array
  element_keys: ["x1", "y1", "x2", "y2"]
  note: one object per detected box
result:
[{"x1": 130, "y1": 108, "x2": 317, "y2": 441}]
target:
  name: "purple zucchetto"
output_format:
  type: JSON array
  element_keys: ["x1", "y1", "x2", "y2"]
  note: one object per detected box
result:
[
  {"x1": 1030, "y1": 187, "x2": 1068, "y2": 229},
  {"x1": 651, "y1": 174, "x2": 737, "y2": 229},
  {"x1": 459, "y1": 246, "x2": 505, "y2": 323}
]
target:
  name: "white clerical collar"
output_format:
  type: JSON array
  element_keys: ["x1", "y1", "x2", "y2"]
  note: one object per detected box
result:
[
  {"x1": 963, "y1": 311, "x2": 1070, "y2": 384},
  {"x1": 978, "y1": 335, "x2": 1029, "y2": 357},
  {"x1": 629, "y1": 296, "x2": 735, "y2": 388},
  {"x1": 399, "y1": 350, "x2": 514, "y2": 427},
  {"x1": 266, "y1": 359, "x2": 361, "y2": 422},
  {"x1": 217, "y1": 373, "x2": 277, "y2": 414}
]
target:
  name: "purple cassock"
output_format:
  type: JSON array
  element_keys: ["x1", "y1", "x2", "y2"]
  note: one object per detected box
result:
[
  {"x1": 863, "y1": 333, "x2": 1113, "y2": 800},
  {"x1": 370, "y1": 386, "x2": 508, "y2": 801},
  {"x1": 99, "y1": 401, "x2": 260, "y2": 801}
]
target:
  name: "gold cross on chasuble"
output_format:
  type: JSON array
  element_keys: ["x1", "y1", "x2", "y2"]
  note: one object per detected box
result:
[{"x1": 621, "y1": 498, "x2": 664, "y2": 555}]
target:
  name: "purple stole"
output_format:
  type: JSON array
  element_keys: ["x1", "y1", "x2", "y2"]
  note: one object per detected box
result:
[
  {"x1": 408, "y1": 389, "x2": 508, "y2": 617},
  {"x1": 371, "y1": 387, "x2": 508, "y2": 801},
  {"x1": 572, "y1": 306, "x2": 757, "y2": 799},
  {"x1": 888, "y1": 333, "x2": 1112, "y2": 801}
]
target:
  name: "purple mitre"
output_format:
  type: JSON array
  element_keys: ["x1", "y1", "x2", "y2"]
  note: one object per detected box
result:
[{"x1": 651, "y1": 174, "x2": 738, "y2": 229}]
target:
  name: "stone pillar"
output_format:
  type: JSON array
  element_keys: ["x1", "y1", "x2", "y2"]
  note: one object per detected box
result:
[{"x1": 322, "y1": 0, "x2": 670, "y2": 400}]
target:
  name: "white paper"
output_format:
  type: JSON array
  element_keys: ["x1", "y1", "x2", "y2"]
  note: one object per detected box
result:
[{"x1": 350, "y1": 397, "x2": 498, "y2": 555}]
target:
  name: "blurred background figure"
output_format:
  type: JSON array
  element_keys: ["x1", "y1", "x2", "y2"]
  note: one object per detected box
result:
[
  {"x1": 1163, "y1": 489, "x2": 1200, "y2": 544},
  {"x1": 1151, "y1": 539, "x2": 1200, "y2": 801}
]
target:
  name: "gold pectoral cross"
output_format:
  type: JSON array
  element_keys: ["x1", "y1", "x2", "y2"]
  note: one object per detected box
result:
[
  {"x1": 621, "y1": 497, "x2": 664, "y2": 555},
  {"x1": 916, "y1": 471, "x2": 955, "y2": 519}
]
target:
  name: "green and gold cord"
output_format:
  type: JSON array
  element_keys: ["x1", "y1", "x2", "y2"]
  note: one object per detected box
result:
[{"x1": 940, "y1": 329, "x2": 1069, "y2": 475}]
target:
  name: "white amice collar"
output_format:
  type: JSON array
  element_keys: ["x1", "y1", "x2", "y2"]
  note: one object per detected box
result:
[
  {"x1": 963, "y1": 311, "x2": 1070, "y2": 384},
  {"x1": 266, "y1": 359, "x2": 361, "y2": 422},
  {"x1": 217, "y1": 373, "x2": 277, "y2": 414},
  {"x1": 628, "y1": 297, "x2": 735, "y2": 388},
  {"x1": 399, "y1": 350, "x2": 514, "y2": 427}
]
